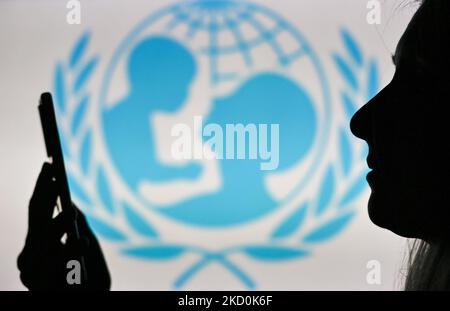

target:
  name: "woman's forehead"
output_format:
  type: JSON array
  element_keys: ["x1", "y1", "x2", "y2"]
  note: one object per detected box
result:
[{"x1": 394, "y1": 4, "x2": 424, "y2": 61}]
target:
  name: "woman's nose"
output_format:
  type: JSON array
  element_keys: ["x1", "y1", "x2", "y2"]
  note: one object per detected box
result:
[
  {"x1": 350, "y1": 101, "x2": 373, "y2": 141},
  {"x1": 350, "y1": 82, "x2": 391, "y2": 142}
]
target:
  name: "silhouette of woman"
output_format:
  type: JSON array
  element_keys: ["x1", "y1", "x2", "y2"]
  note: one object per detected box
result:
[{"x1": 350, "y1": 0, "x2": 450, "y2": 290}]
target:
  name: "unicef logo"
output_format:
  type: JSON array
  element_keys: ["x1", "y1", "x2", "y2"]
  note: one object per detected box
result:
[{"x1": 53, "y1": 0, "x2": 379, "y2": 288}]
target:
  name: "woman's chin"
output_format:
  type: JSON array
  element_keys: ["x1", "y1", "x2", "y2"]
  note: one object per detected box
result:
[{"x1": 366, "y1": 182, "x2": 397, "y2": 233}]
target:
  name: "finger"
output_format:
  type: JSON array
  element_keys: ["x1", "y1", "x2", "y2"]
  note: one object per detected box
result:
[
  {"x1": 49, "y1": 209, "x2": 89, "y2": 248},
  {"x1": 71, "y1": 204, "x2": 93, "y2": 237},
  {"x1": 66, "y1": 236, "x2": 90, "y2": 255},
  {"x1": 69, "y1": 205, "x2": 111, "y2": 290},
  {"x1": 48, "y1": 211, "x2": 70, "y2": 242},
  {"x1": 30, "y1": 162, "x2": 55, "y2": 203},
  {"x1": 28, "y1": 162, "x2": 58, "y2": 234}
]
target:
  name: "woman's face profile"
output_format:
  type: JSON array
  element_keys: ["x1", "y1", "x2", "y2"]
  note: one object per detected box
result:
[{"x1": 350, "y1": 2, "x2": 450, "y2": 239}]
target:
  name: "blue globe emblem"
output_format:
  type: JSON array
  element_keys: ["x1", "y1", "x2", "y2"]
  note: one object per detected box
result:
[
  {"x1": 54, "y1": 0, "x2": 376, "y2": 288},
  {"x1": 99, "y1": 0, "x2": 332, "y2": 228}
]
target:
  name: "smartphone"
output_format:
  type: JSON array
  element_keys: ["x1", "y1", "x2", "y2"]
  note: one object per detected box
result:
[
  {"x1": 38, "y1": 92, "x2": 87, "y2": 282},
  {"x1": 39, "y1": 93, "x2": 76, "y2": 221}
]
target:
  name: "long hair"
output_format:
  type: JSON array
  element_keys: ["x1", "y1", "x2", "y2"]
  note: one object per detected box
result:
[
  {"x1": 405, "y1": 238, "x2": 450, "y2": 290},
  {"x1": 400, "y1": 0, "x2": 450, "y2": 291}
]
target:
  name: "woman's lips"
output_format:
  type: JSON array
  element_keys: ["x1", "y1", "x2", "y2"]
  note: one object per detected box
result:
[
  {"x1": 366, "y1": 154, "x2": 376, "y2": 170},
  {"x1": 366, "y1": 170, "x2": 376, "y2": 186},
  {"x1": 366, "y1": 150, "x2": 378, "y2": 185}
]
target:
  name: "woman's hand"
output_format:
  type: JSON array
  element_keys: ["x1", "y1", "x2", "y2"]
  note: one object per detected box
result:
[{"x1": 17, "y1": 162, "x2": 111, "y2": 290}]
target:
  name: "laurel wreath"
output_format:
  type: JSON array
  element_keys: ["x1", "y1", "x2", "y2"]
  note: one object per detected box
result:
[{"x1": 53, "y1": 28, "x2": 378, "y2": 289}]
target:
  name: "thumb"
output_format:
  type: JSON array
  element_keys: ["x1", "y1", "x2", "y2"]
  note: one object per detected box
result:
[{"x1": 28, "y1": 162, "x2": 58, "y2": 236}]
